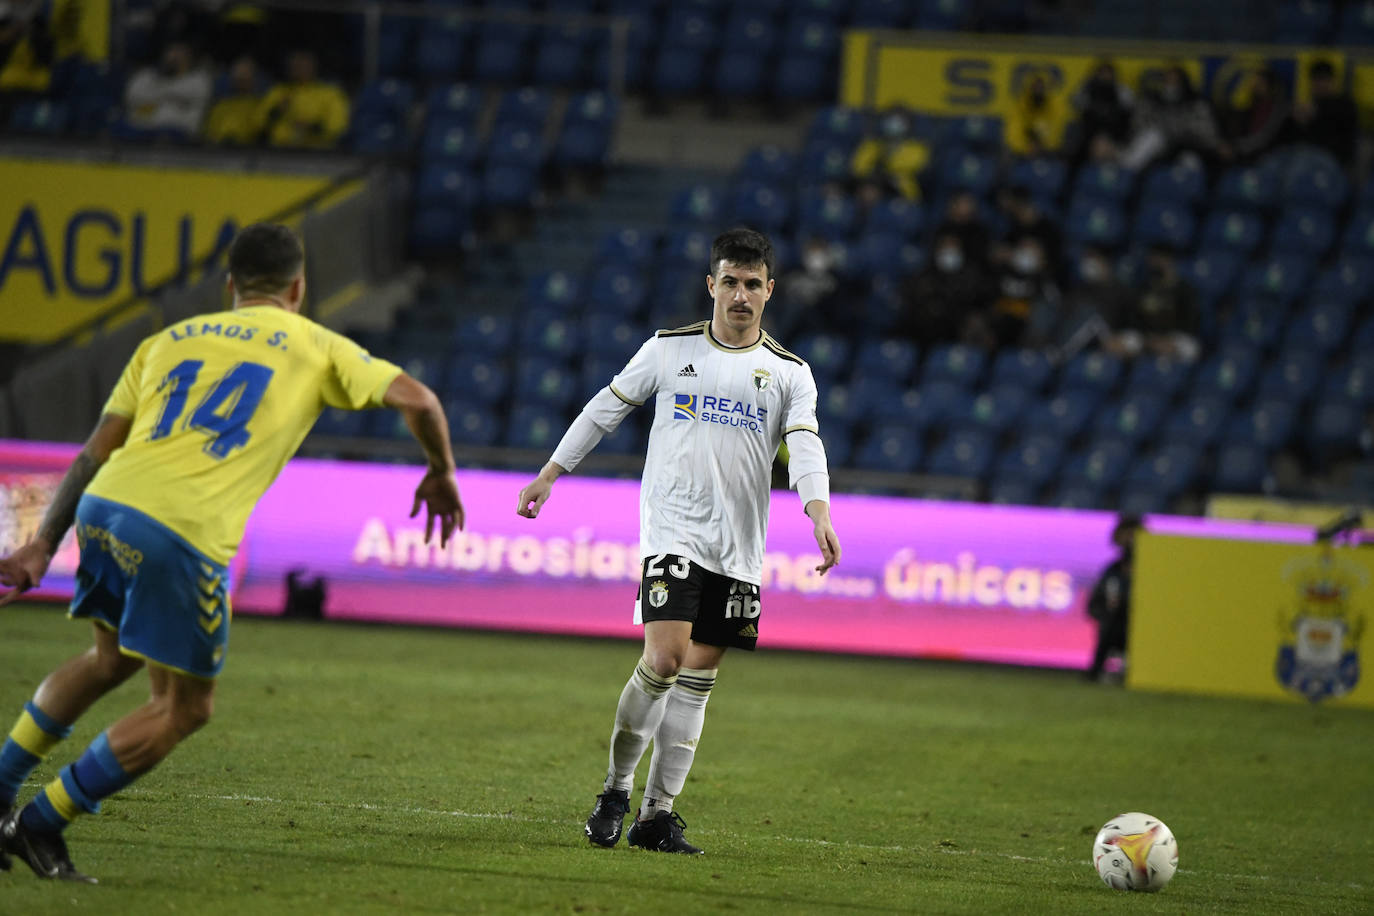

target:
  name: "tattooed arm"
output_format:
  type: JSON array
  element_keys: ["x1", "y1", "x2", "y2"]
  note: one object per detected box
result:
[{"x1": 0, "y1": 414, "x2": 132, "y2": 606}]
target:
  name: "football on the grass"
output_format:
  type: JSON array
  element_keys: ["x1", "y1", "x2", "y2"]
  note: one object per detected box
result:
[{"x1": 1092, "y1": 812, "x2": 1178, "y2": 891}]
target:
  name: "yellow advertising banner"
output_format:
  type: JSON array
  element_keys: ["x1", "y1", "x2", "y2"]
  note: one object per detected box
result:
[
  {"x1": 1131, "y1": 534, "x2": 1372, "y2": 708},
  {"x1": 0, "y1": 158, "x2": 332, "y2": 344}
]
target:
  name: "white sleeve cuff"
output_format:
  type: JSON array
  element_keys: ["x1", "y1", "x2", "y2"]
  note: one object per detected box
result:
[
  {"x1": 796, "y1": 472, "x2": 830, "y2": 508},
  {"x1": 549, "y1": 411, "x2": 606, "y2": 474}
]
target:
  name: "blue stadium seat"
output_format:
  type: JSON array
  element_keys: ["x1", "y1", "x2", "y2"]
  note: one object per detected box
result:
[
  {"x1": 473, "y1": 21, "x2": 532, "y2": 85},
  {"x1": 1008, "y1": 157, "x2": 1067, "y2": 205},
  {"x1": 494, "y1": 87, "x2": 553, "y2": 130},
  {"x1": 1073, "y1": 162, "x2": 1136, "y2": 203},
  {"x1": 1307, "y1": 400, "x2": 1364, "y2": 466},
  {"x1": 1133, "y1": 200, "x2": 1196, "y2": 250},
  {"x1": 409, "y1": 206, "x2": 471, "y2": 255},
  {"x1": 714, "y1": 56, "x2": 767, "y2": 98},
  {"x1": 853, "y1": 424, "x2": 923, "y2": 473},
  {"x1": 1141, "y1": 161, "x2": 1207, "y2": 207},
  {"x1": 1211, "y1": 442, "x2": 1271, "y2": 493},
  {"x1": 797, "y1": 139, "x2": 856, "y2": 182},
  {"x1": 586, "y1": 264, "x2": 649, "y2": 316},
  {"x1": 938, "y1": 149, "x2": 999, "y2": 196},
  {"x1": 446, "y1": 403, "x2": 502, "y2": 447},
  {"x1": 426, "y1": 83, "x2": 483, "y2": 127},
  {"x1": 527, "y1": 269, "x2": 581, "y2": 312},
  {"x1": 1177, "y1": 249, "x2": 1241, "y2": 314},
  {"x1": 1192, "y1": 347, "x2": 1262, "y2": 403},
  {"x1": 864, "y1": 197, "x2": 927, "y2": 239},
  {"x1": 737, "y1": 145, "x2": 796, "y2": 185},
  {"x1": 1060, "y1": 437, "x2": 1135, "y2": 490},
  {"x1": 456, "y1": 313, "x2": 515, "y2": 355},
  {"x1": 1342, "y1": 210, "x2": 1374, "y2": 259},
  {"x1": 1124, "y1": 354, "x2": 1194, "y2": 401},
  {"x1": 414, "y1": 19, "x2": 470, "y2": 82},
  {"x1": 1046, "y1": 478, "x2": 1108, "y2": 509},
  {"x1": 446, "y1": 354, "x2": 509, "y2": 404},
  {"x1": 7, "y1": 100, "x2": 69, "y2": 136},
  {"x1": 663, "y1": 7, "x2": 719, "y2": 53},
  {"x1": 964, "y1": 386, "x2": 1031, "y2": 437},
  {"x1": 355, "y1": 78, "x2": 415, "y2": 122},
  {"x1": 807, "y1": 105, "x2": 868, "y2": 147},
  {"x1": 1065, "y1": 198, "x2": 1127, "y2": 248},
  {"x1": 1115, "y1": 485, "x2": 1173, "y2": 516},
  {"x1": 797, "y1": 333, "x2": 852, "y2": 379},
  {"x1": 653, "y1": 47, "x2": 707, "y2": 97},
  {"x1": 730, "y1": 181, "x2": 792, "y2": 232},
  {"x1": 482, "y1": 164, "x2": 540, "y2": 210},
  {"x1": 1060, "y1": 351, "x2": 1124, "y2": 396},
  {"x1": 1270, "y1": 207, "x2": 1336, "y2": 258},
  {"x1": 772, "y1": 52, "x2": 833, "y2": 103},
  {"x1": 854, "y1": 231, "x2": 925, "y2": 277},
  {"x1": 533, "y1": 23, "x2": 590, "y2": 87},
  {"x1": 993, "y1": 434, "x2": 1065, "y2": 488},
  {"x1": 508, "y1": 403, "x2": 570, "y2": 450},
  {"x1": 596, "y1": 228, "x2": 658, "y2": 267},
  {"x1": 1238, "y1": 254, "x2": 1315, "y2": 307},
  {"x1": 1323, "y1": 356, "x2": 1374, "y2": 407},
  {"x1": 1124, "y1": 442, "x2": 1202, "y2": 498},
  {"x1": 1201, "y1": 209, "x2": 1266, "y2": 256},
  {"x1": 723, "y1": 8, "x2": 780, "y2": 53},
  {"x1": 416, "y1": 164, "x2": 479, "y2": 211},
  {"x1": 1019, "y1": 390, "x2": 1099, "y2": 440},
  {"x1": 520, "y1": 311, "x2": 580, "y2": 361},
  {"x1": 1310, "y1": 256, "x2": 1374, "y2": 307},
  {"x1": 1225, "y1": 398, "x2": 1298, "y2": 452},
  {"x1": 578, "y1": 355, "x2": 624, "y2": 400},
  {"x1": 818, "y1": 382, "x2": 868, "y2": 427},
  {"x1": 581, "y1": 311, "x2": 641, "y2": 361},
  {"x1": 854, "y1": 338, "x2": 919, "y2": 382},
  {"x1": 513, "y1": 359, "x2": 578, "y2": 412},
  {"x1": 796, "y1": 189, "x2": 859, "y2": 240},
  {"x1": 949, "y1": 115, "x2": 1003, "y2": 151},
  {"x1": 925, "y1": 428, "x2": 996, "y2": 478},
  {"x1": 661, "y1": 227, "x2": 713, "y2": 268},
  {"x1": 1276, "y1": 0, "x2": 1334, "y2": 43},
  {"x1": 351, "y1": 118, "x2": 409, "y2": 155},
  {"x1": 554, "y1": 119, "x2": 613, "y2": 170},
  {"x1": 1221, "y1": 299, "x2": 1287, "y2": 353},
  {"x1": 854, "y1": 0, "x2": 916, "y2": 27},
  {"x1": 1340, "y1": 0, "x2": 1374, "y2": 43},
  {"x1": 1285, "y1": 300, "x2": 1353, "y2": 355},
  {"x1": 1282, "y1": 160, "x2": 1348, "y2": 212},
  {"x1": 669, "y1": 183, "x2": 723, "y2": 226},
  {"x1": 989, "y1": 348, "x2": 1053, "y2": 392},
  {"x1": 986, "y1": 475, "x2": 1041, "y2": 505},
  {"x1": 916, "y1": 0, "x2": 972, "y2": 29},
  {"x1": 1162, "y1": 396, "x2": 1231, "y2": 448},
  {"x1": 1256, "y1": 348, "x2": 1323, "y2": 406},
  {"x1": 420, "y1": 124, "x2": 482, "y2": 166},
  {"x1": 1092, "y1": 394, "x2": 1167, "y2": 444},
  {"x1": 376, "y1": 16, "x2": 413, "y2": 78},
  {"x1": 889, "y1": 381, "x2": 972, "y2": 431},
  {"x1": 1214, "y1": 162, "x2": 1280, "y2": 211},
  {"x1": 919, "y1": 343, "x2": 986, "y2": 388},
  {"x1": 782, "y1": 12, "x2": 841, "y2": 58}
]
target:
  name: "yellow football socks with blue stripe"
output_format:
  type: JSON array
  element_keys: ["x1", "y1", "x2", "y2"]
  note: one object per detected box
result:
[
  {"x1": 22, "y1": 732, "x2": 133, "y2": 834},
  {"x1": 0, "y1": 702, "x2": 72, "y2": 808}
]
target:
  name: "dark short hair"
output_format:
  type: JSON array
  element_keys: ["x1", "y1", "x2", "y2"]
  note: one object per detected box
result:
[
  {"x1": 710, "y1": 227, "x2": 774, "y2": 280},
  {"x1": 1309, "y1": 59, "x2": 1336, "y2": 80},
  {"x1": 229, "y1": 223, "x2": 304, "y2": 296}
]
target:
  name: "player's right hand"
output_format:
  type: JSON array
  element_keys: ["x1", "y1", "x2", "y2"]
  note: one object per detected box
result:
[
  {"x1": 0, "y1": 542, "x2": 52, "y2": 607},
  {"x1": 516, "y1": 477, "x2": 552, "y2": 519}
]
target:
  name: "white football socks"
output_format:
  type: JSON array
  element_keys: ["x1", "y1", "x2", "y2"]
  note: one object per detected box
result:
[
  {"x1": 605, "y1": 657, "x2": 676, "y2": 793},
  {"x1": 641, "y1": 667, "x2": 717, "y2": 818}
]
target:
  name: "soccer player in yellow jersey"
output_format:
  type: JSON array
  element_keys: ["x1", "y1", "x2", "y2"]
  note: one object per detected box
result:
[{"x1": 0, "y1": 223, "x2": 463, "y2": 882}]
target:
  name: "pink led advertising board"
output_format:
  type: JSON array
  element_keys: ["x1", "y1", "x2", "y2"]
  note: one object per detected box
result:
[{"x1": 0, "y1": 439, "x2": 1313, "y2": 670}]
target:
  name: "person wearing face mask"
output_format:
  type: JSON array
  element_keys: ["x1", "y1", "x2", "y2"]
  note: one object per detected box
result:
[
  {"x1": 897, "y1": 231, "x2": 995, "y2": 347},
  {"x1": 123, "y1": 40, "x2": 213, "y2": 137},
  {"x1": 1005, "y1": 72, "x2": 1069, "y2": 157},
  {"x1": 1066, "y1": 60, "x2": 1135, "y2": 166},
  {"x1": 775, "y1": 237, "x2": 841, "y2": 338},
  {"x1": 1103, "y1": 245, "x2": 1200, "y2": 362},
  {"x1": 976, "y1": 237, "x2": 1056, "y2": 350},
  {"x1": 1029, "y1": 246, "x2": 1136, "y2": 358},
  {"x1": 1121, "y1": 64, "x2": 1231, "y2": 172}
]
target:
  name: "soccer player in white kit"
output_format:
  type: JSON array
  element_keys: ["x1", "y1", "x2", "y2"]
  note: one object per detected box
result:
[{"x1": 517, "y1": 228, "x2": 841, "y2": 854}]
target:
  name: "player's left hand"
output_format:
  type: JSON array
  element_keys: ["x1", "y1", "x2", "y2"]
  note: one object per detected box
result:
[
  {"x1": 0, "y1": 542, "x2": 52, "y2": 607},
  {"x1": 411, "y1": 468, "x2": 464, "y2": 547},
  {"x1": 813, "y1": 519, "x2": 841, "y2": 576}
]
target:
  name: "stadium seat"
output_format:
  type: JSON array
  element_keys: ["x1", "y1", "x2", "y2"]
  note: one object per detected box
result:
[
  {"x1": 1310, "y1": 257, "x2": 1374, "y2": 307},
  {"x1": 1141, "y1": 161, "x2": 1207, "y2": 207},
  {"x1": 596, "y1": 227, "x2": 657, "y2": 267},
  {"x1": 1065, "y1": 198, "x2": 1127, "y2": 249},
  {"x1": 653, "y1": 46, "x2": 707, "y2": 97},
  {"x1": 533, "y1": 23, "x2": 590, "y2": 87},
  {"x1": 772, "y1": 51, "x2": 833, "y2": 103},
  {"x1": 993, "y1": 433, "x2": 1065, "y2": 489},
  {"x1": 797, "y1": 333, "x2": 852, "y2": 379},
  {"x1": 1224, "y1": 398, "x2": 1298, "y2": 453},
  {"x1": 1221, "y1": 299, "x2": 1287, "y2": 353},
  {"x1": 1237, "y1": 254, "x2": 1314, "y2": 307},
  {"x1": 1342, "y1": 210, "x2": 1374, "y2": 258},
  {"x1": 938, "y1": 149, "x2": 999, "y2": 196},
  {"x1": 446, "y1": 402, "x2": 502, "y2": 448},
  {"x1": 376, "y1": 16, "x2": 413, "y2": 78},
  {"x1": 797, "y1": 139, "x2": 856, "y2": 183},
  {"x1": 854, "y1": 0, "x2": 916, "y2": 28},
  {"x1": 1269, "y1": 208, "x2": 1336, "y2": 258},
  {"x1": 414, "y1": 18, "x2": 470, "y2": 82},
  {"x1": 818, "y1": 382, "x2": 868, "y2": 427},
  {"x1": 1132, "y1": 200, "x2": 1196, "y2": 250},
  {"x1": 554, "y1": 118, "x2": 614, "y2": 170},
  {"x1": 730, "y1": 181, "x2": 792, "y2": 232},
  {"x1": 1115, "y1": 485, "x2": 1173, "y2": 516},
  {"x1": 416, "y1": 165, "x2": 479, "y2": 211},
  {"x1": 473, "y1": 21, "x2": 532, "y2": 85},
  {"x1": 669, "y1": 183, "x2": 724, "y2": 225},
  {"x1": 482, "y1": 164, "x2": 541, "y2": 210},
  {"x1": 1059, "y1": 351, "x2": 1124, "y2": 396},
  {"x1": 1340, "y1": 0, "x2": 1374, "y2": 43},
  {"x1": 355, "y1": 78, "x2": 414, "y2": 123},
  {"x1": 409, "y1": 206, "x2": 471, "y2": 255},
  {"x1": 963, "y1": 386, "x2": 1031, "y2": 437},
  {"x1": 663, "y1": 7, "x2": 719, "y2": 53},
  {"x1": 508, "y1": 403, "x2": 570, "y2": 450},
  {"x1": 519, "y1": 311, "x2": 580, "y2": 361},
  {"x1": 854, "y1": 338, "x2": 919, "y2": 382},
  {"x1": 1201, "y1": 209, "x2": 1267, "y2": 256},
  {"x1": 1092, "y1": 394, "x2": 1167, "y2": 444},
  {"x1": 8, "y1": 100, "x2": 70, "y2": 135},
  {"x1": 1019, "y1": 390, "x2": 1099, "y2": 440},
  {"x1": 924, "y1": 428, "x2": 996, "y2": 478},
  {"x1": 313, "y1": 406, "x2": 368, "y2": 438},
  {"x1": 425, "y1": 83, "x2": 483, "y2": 126},
  {"x1": 1192, "y1": 347, "x2": 1262, "y2": 403},
  {"x1": 986, "y1": 475, "x2": 1041, "y2": 506},
  {"x1": 420, "y1": 124, "x2": 482, "y2": 166},
  {"x1": 581, "y1": 311, "x2": 641, "y2": 361},
  {"x1": 455, "y1": 313, "x2": 515, "y2": 355},
  {"x1": 1046, "y1": 477, "x2": 1108, "y2": 509},
  {"x1": 1324, "y1": 356, "x2": 1374, "y2": 407},
  {"x1": 1161, "y1": 396, "x2": 1231, "y2": 448},
  {"x1": 661, "y1": 227, "x2": 714, "y2": 267},
  {"x1": 713, "y1": 56, "x2": 768, "y2": 98},
  {"x1": 919, "y1": 343, "x2": 986, "y2": 388},
  {"x1": 1306, "y1": 399, "x2": 1365, "y2": 467},
  {"x1": 1282, "y1": 159, "x2": 1348, "y2": 212},
  {"x1": 1210, "y1": 442, "x2": 1271, "y2": 493},
  {"x1": 1073, "y1": 162, "x2": 1136, "y2": 204},
  {"x1": 807, "y1": 105, "x2": 867, "y2": 147},
  {"x1": 864, "y1": 197, "x2": 927, "y2": 239},
  {"x1": 888, "y1": 381, "x2": 972, "y2": 431},
  {"x1": 1125, "y1": 442, "x2": 1202, "y2": 497},
  {"x1": 1214, "y1": 162, "x2": 1280, "y2": 211},
  {"x1": 1060, "y1": 437, "x2": 1135, "y2": 490},
  {"x1": 445, "y1": 355, "x2": 509, "y2": 405},
  {"x1": 351, "y1": 119, "x2": 409, "y2": 155},
  {"x1": 737, "y1": 145, "x2": 796, "y2": 186},
  {"x1": 586, "y1": 264, "x2": 649, "y2": 316},
  {"x1": 916, "y1": 0, "x2": 972, "y2": 30},
  {"x1": 1124, "y1": 354, "x2": 1194, "y2": 402},
  {"x1": 796, "y1": 189, "x2": 859, "y2": 240},
  {"x1": 1275, "y1": 0, "x2": 1335, "y2": 43},
  {"x1": 1285, "y1": 300, "x2": 1353, "y2": 355},
  {"x1": 527, "y1": 269, "x2": 582, "y2": 313},
  {"x1": 853, "y1": 231, "x2": 926, "y2": 277},
  {"x1": 1008, "y1": 157, "x2": 1067, "y2": 206},
  {"x1": 494, "y1": 87, "x2": 553, "y2": 130},
  {"x1": 1179, "y1": 249, "x2": 1243, "y2": 310},
  {"x1": 988, "y1": 348, "x2": 1053, "y2": 392},
  {"x1": 853, "y1": 424, "x2": 923, "y2": 473},
  {"x1": 1256, "y1": 348, "x2": 1323, "y2": 406}
]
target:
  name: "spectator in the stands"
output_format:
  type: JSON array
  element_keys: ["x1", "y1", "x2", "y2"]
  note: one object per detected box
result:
[
  {"x1": 935, "y1": 191, "x2": 992, "y2": 272},
  {"x1": 1028, "y1": 245, "x2": 1137, "y2": 358},
  {"x1": 0, "y1": 0, "x2": 53, "y2": 120},
  {"x1": 1104, "y1": 245, "x2": 1201, "y2": 362},
  {"x1": 998, "y1": 185, "x2": 1062, "y2": 282},
  {"x1": 256, "y1": 47, "x2": 349, "y2": 149},
  {"x1": 1065, "y1": 60, "x2": 1134, "y2": 166},
  {"x1": 896, "y1": 230, "x2": 995, "y2": 348},
  {"x1": 203, "y1": 54, "x2": 264, "y2": 145},
  {"x1": 973, "y1": 236, "x2": 1057, "y2": 351},
  {"x1": 1291, "y1": 59, "x2": 1357, "y2": 169},
  {"x1": 123, "y1": 40, "x2": 212, "y2": 136},
  {"x1": 1005, "y1": 72, "x2": 1069, "y2": 157},
  {"x1": 1121, "y1": 64, "x2": 1231, "y2": 172},
  {"x1": 850, "y1": 106, "x2": 928, "y2": 200},
  {"x1": 1221, "y1": 66, "x2": 1290, "y2": 163},
  {"x1": 776, "y1": 236, "x2": 842, "y2": 338}
]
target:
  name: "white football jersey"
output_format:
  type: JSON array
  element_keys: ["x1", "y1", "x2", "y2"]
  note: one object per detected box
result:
[{"x1": 557, "y1": 320, "x2": 829, "y2": 584}]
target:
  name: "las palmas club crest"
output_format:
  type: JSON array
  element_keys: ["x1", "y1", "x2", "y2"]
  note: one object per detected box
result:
[{"x1": 1275, "y1": 550, "x2": 1367, "y2": 702}]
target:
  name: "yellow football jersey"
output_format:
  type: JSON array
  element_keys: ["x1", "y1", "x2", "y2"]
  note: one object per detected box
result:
[{"x1": 86, "y1": 305, "x2": 402, "y2": 563}]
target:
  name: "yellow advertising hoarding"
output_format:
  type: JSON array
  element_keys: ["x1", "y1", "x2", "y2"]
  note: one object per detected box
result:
[
  {"x1": 1131, "y1": 534, "x2": 1372, "y2": 708},
  {"x1": 0, "y1": 158, "x2": 332, "y2": 344}
]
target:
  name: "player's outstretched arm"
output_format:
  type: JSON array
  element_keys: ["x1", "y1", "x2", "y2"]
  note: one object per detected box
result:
[
  {"x1": 805, "y1": 499, "x2": 841, "y2": 576},
  {"x1": 517, "y1": 461, "x2": 568, "y2": 519},
  {"x1": 383, "y1": 374, "x2": 464, "y2": 547},
  {"x1": 0, "y1": 413, "x2": 131, "y2": 606}
]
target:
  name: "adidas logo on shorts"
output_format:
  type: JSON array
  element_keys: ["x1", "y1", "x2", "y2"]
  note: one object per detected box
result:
[
  {"x1": 737, "y1": 623, "x2": 758, "y2": 638},
  {"x1": 677, "y1": 364, "x2": 697, "y2": 377}
]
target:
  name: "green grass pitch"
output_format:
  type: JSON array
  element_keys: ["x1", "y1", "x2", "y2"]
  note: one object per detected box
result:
[{"x1": 2, "y1": 601, "x2": 1371, "y2": 914}]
